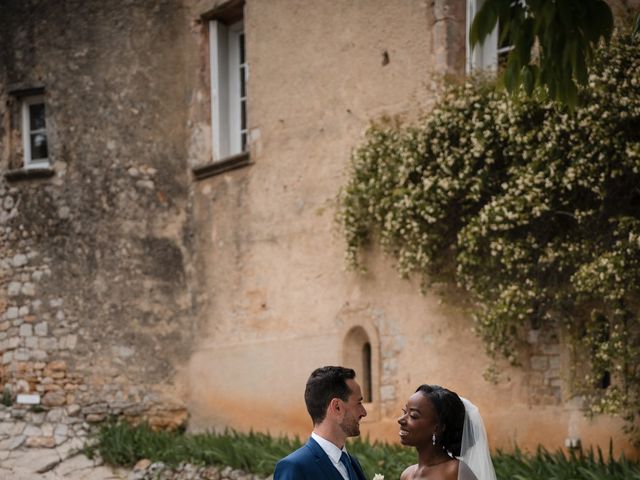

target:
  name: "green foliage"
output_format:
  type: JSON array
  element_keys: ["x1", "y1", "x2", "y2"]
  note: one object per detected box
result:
[
  {"x1": 89, "y1": 423, "x2": 303, "y2": 476},
  {"x1": 339, "y1": 30, "x2": 640, "y2": 441},
  {"x1": 1, "y1": 387, "x2": 12, "y2": 407},
  {"x1": 494, "y1": 445, "x2": 640, "y2": 480},
  {"x1": 92, "y1": 423, "x2": 640, "y2": 480},
  {"x1": 470, "y1": 0, "x2": 613, "y2": 107}
]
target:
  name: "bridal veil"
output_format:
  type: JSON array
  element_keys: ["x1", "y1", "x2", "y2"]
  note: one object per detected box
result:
[{"x1": 457, "y1": 398, "x2": 497, "y2": 480}]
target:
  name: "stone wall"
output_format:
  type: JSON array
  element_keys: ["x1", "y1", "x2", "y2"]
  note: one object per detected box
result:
[{"x1": 0, "y1": 0, "x2": 197, "y2": 452}]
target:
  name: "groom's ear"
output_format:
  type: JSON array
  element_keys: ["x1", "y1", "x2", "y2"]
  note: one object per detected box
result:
[{"x1": 329, "y1": 397, "x2": 342, "y2": 415}]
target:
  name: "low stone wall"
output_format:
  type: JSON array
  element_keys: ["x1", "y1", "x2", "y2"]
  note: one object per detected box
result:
[{"x1": 0, "y1": 403, "x2": 87, "y2": 451}]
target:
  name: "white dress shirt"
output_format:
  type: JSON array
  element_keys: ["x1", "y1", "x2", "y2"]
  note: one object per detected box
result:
[{"x1": 311, "y1": 432, "x2": 350, "y2": 480}]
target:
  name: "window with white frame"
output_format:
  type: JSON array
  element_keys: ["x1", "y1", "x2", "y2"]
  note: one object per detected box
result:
[
  {"x1": 21, "y1": 95, "x2": 50, "y2": 168},
  {"x1": 209, "y1": 18, "x2": 247, "y2": 161},
  {"x1": 466, "y1": 0, "x2": 514, "y2": 73}
]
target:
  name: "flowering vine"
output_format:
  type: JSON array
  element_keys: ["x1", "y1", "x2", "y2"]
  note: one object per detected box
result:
[{"x1": 339, "y1": 31, "x2": 640, "y2": 442}]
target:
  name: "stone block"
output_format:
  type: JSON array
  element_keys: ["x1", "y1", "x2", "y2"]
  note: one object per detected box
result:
[
  {"x1": 49, "y1": 299, "x2": 63, "y2": 308},
  {"x1": 43, "y1": 383, "x2": 63, "y2": 392},
  {"x1": 32, "y1": 349, "x2": 48, "y2": 360},
  {"x1": 21, "y1": 283, "x2": 36, "y2": 296},
  {"x1": 14, "y1": 348, "x2": 29, "y2": 361},
  {"x1": 19, "y1": 324, "x2": 33, "y2": 337},
  {"x1": 8, "y1": 282, "x2": 21, "y2": 297},
  {"x1": 42, "y1": 391, "x2": 66, "y2": 407},
  {"x1": 10, "y1": 422, "x2": 26, "y2": 435},
  {"x1": 0, "y1": 421, "x2": 15, "y2": 436},
  {"x1": 0, "y1": 321, "x2": 10, "y2": 332},
  {"x1": 34, "y1": 322, "x2": 48, "y2": 336},
  {"x1": 2, "y1": 352, "x2": 13, "y2": 365},
  {"x1": 86, "y1": 413, "x2": 106, "y2": 423},
  {"x1": 41, "y1": 423, "x2": 54, "y2": 436},
  {"x1": 24, "y1": 425, "x2": 43, "y2": 437},
  {"x1": 25, "y1": 435, "x2": 56, "y2": 448},
  {"x1": 54, "y1": 424, "x2": 69, "y2": 438},
  {"x1": 6, "y1": 307, "x2": 19, "y2": 320},
  {"x1": 66, "y1": 404, "x2": 81, "y2": 416},
  {"x1": 26, "y1": 336, "x2": 38, "y2": 349},
  {"x1": 7, "y1": 434, "x2": 25, "y2": 449},
  {"x1": 530, "y1": 356, "x2": 548, "y2": 371},
  {"x1": 62, "y1": 334, "x2": 77, "y2": 349},
  {"x1": 83, "y1": 402, "x2": 108, "y2": 414},
  {"x1": 47, "y1": 360, "x2": 67, "y2": 371},
  {"x1": 12, "y1": 254, "x2": 27, "y2": 267},
  {"x1": 380, "y1": 385, "x2": 396, "y2": 402},
  {"x1": 46, "y1": 408, "x2": 65, "y2": 423},
  {"x1": 29, "y1": 412, "x2": 46, "y2": 425},
  {"x1": 15, "y1": 379, "x2": 29, "y2": 393},
  {"x1": 39, "y1": 337, "x2": 59, "y2": 350}
]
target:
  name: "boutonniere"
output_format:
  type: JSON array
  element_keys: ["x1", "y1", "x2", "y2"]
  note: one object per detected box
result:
[{"x1": 373, "y1": 474, "x2": 384, "y2": 480}]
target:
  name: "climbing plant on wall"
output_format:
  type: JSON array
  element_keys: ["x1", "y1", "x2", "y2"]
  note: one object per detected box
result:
[{"x1": 339, "y1": 30, "x2": 640, "y2": 442}]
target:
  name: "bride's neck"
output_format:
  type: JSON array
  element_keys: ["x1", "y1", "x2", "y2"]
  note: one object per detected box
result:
[{"x1": 416, "y1": 445, "x2": 451, "y2": 467}]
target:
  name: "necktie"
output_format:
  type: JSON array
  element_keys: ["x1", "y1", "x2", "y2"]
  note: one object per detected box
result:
[{"x1": 340, "y1": 451, "x2": 357, "y2": 480}]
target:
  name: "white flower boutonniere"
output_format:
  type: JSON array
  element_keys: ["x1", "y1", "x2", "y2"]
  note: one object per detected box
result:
[{"x1": 373, "y1": 474, "x2": 384, "y2": 480}]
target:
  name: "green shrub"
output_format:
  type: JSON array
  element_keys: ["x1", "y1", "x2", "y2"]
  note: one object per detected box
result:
[
  {"x1": 338, "y1": 27, "x2": 640, "y2": 441},
  {"x1": 91, "y1": 423, "x2": 640, "y2": 479}
]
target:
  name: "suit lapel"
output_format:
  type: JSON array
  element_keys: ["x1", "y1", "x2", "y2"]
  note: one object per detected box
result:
[
  {"x1": 305, "y1": 437, "x2": 345, "y2": 480},
  {"x1": 348, "y1": 453, "x2": 367, "y2": 480}
]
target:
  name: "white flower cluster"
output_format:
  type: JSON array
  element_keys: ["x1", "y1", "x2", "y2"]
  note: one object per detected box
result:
[{"x1": 338, "y1": 30, "x2": 640, "y2": 441}]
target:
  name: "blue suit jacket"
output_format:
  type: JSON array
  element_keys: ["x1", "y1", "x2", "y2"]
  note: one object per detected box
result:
[{"x1": 274, "y1": 437, "x2": 367, "y2": 480}]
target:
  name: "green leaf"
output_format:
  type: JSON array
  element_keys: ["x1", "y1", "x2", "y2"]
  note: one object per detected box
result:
[
  {"x1": 470, "y1": 1, "x2": 499, "y2": 47},
  {"x1": 522, "y1": 65, "x2": 535, "y2": 96}
]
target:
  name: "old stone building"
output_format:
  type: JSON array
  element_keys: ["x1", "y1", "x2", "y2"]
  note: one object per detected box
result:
[{"x1": 1, "y1": 0, "x2": 638, "y2": 459}]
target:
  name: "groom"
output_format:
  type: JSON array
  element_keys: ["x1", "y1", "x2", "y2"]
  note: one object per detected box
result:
[{"x1": 274, "y1": 366, "x2": 368, "y2": 480}]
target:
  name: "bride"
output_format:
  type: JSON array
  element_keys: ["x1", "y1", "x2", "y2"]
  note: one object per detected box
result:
[{"x1": 398, "y1": 385, "x2": 496, "y2": 480}]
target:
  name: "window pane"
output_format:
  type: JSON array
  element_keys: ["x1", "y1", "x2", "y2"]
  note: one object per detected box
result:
[
  {"x1": 30, "y1": 133, "x2": 48, "y2": 160},
  {"x1": 241, "y1": 133, "x2": 247, "y2": 151},
  {"x1": 362, "y1": 342, "x2": 372, "y2": 402},
  {"x1": 239, "y1": 33, "x2": 245, "y2": 64},
  {"x1": 29, "y1": 103, "x2": 46, "y2": 130},
  {"x1": 241, "y1": 100, "x2": 246, "y2": 130},
  {"x1": 240, "y1": 65, "x2": 246, "y2": 98}
]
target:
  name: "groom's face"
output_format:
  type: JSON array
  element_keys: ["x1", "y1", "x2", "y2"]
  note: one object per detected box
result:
[{"x1": 338, "y1": 379, "x2": 367, "y2": 437}]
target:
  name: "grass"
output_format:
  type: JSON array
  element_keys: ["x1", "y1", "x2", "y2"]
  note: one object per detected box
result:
[{"x1": 88, "y1": 423, "x2": 640, "y2": 479}]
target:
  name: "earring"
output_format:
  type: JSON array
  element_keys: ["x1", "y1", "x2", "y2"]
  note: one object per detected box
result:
[{"x1": 432, "y1": 433, "x2": 436, "y2": 445}]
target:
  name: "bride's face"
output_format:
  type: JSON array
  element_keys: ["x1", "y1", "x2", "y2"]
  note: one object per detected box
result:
[{"x1": 397, "y1": 392, "x2": 438, "y2": 447}]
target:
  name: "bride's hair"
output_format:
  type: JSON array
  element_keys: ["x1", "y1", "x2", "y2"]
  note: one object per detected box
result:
[{"x1": 415, "y1": 384, "x2": 466, "y2": 456}]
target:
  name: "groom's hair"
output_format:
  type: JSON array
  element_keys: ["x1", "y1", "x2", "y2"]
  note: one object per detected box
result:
[
  {"x1": 305, "y1": 366, "x2": 356, "y2": 424},
  {"x1": 416, "y1": 384, "x2": 466, "y2": 456}
]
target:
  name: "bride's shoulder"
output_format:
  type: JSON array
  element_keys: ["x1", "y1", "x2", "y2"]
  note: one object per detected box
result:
[
  {"x1": 457, "y1": 460, "x2": 479, "y2": 480},
  {"x1": 400, "y1": 464, "x2": 417, "y2": 480},
  {"x1": 440, "y1": 458, "x2": 461, "y2": 480}
]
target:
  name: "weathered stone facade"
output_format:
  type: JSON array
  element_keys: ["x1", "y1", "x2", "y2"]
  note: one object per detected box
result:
[
  {"x1": 0, "y1": 0, "x2": 194, "y2": 454},
  {"x1": 1, "y1": 0, "x2": 639, "y2": 460}
]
